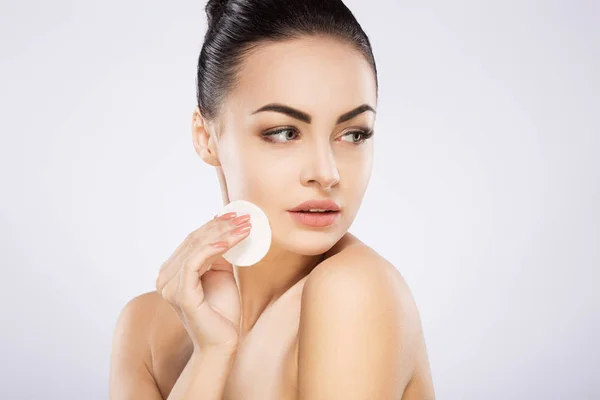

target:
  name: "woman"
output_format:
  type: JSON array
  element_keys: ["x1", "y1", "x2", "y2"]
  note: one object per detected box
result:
[{"x1": 110, "y1": 0, "x2": 435, "y2": 398}]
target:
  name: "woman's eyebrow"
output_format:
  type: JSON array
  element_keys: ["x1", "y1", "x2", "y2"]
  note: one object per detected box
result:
[{"x1": 250, "y1": 103, "x2": 375, "y2": 124}]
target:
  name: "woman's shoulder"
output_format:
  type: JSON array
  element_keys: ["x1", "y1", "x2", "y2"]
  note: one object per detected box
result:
[
  {"x1": 114, "y1": 291, "x2": 172, "y2": 345},
  {"x1": 121, "y1": 290, "x2": 184, "y2": 331},
  {"x1": 119, "y1": 290, "x2": 191, "y2": 357},
  {"x1": 303, "y1": 231, "x2": 418, "y2": 340},
  {"x1": 297, "y1": 233, "x2": 433, "y2": 398},
  {"x1": 112, "y1": 291, "x2": 194, "y2": 398},
  {"x1": 312, "y1": 231, "x2": 408, "y2": 293}
]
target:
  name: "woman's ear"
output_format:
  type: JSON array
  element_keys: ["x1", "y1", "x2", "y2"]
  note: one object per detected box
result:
[
  {"x1": 192, "y1": 106, "x2": 221, "y2": 167},
  {"x1": 191, "y1": 106, "x2": 230, "y2": 205}
]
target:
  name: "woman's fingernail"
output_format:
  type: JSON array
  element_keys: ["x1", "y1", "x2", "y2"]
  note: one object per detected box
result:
[
  {"x1": 217, "y1": 212, "x2": 237, "y2": 220},
  {"x1": 233, "y1": 224, "x2": 251, "y2": 235},
  {"x1": 231, "y1": 214, "x2": 251, "y2": 226}
]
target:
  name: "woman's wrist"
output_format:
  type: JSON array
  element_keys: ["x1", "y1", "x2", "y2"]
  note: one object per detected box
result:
[{"x1": 195, "y1": 342, "x2": 239, "y2": 360}]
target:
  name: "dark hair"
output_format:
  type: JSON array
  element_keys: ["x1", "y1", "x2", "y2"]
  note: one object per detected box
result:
[{"x1": 196, "y1": 0, "x2": 378, "y2": 125}]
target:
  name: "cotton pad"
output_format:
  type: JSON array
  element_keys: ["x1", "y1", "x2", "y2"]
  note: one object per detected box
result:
[{"x1": 216, "y1": 200, "x2": 272, "y2": 267}]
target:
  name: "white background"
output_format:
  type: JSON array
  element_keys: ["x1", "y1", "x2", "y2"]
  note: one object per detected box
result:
[{"x1": 1, "y1": 0, "x2": 598, "y2": 399}]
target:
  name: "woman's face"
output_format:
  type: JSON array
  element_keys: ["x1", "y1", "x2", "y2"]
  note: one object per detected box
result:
[{"x1": 200, "y1": 36, "x2": 377, "y2": 256}]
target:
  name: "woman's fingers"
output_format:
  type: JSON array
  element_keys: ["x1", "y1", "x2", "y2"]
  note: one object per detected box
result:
[
  {"x1": 155, "y1": 210, "x2": 250, "y2": 351},
  {"x1": 155, "y1": 213, "x2": 242, "y2": 292},
  {"x1": 179, "y1": 223, "x2": 251, "y2": 300},
  {"x1": 156, "y1": 233, "x2": 205, "y2": 291},
  {"x1": 158, "y1": 218, "x2": 251, "y2": 308},
  {"x1": 160, "y1": 243, "x2": 223, "y2": 310},
  {"x1": 175, "y1": 243, "x2": 230, "y2": 309}
]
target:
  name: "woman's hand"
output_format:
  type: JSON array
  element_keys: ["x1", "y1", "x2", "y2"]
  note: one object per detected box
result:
[{"x1": 155, "y1": 212, "x2": 251, "y2": 353}]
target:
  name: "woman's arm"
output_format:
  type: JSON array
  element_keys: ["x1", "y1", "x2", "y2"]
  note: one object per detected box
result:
[
  {"x1": 166, "y1": 347, "x2": 237, "y2": 400},
  {"x1": 401, "y1": 334, "x2": 436, "y2": 400},
  {"x1": 110, "y1": 293, "x2": 237, "y2": 400},
  {"x1": 109, "y1": 294, "x2": 164, "y2": 400}
]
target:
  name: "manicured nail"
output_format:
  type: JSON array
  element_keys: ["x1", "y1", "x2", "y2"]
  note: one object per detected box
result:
[
  {"x1": 233, "y1": 224, "x2": 251, "y2": 235},
  {"x1": 217, "y1": 212, "x2": 237, "y2": 220},
  {"x1": 231, "y1": 214, "x2": 251, "y2": 226}
]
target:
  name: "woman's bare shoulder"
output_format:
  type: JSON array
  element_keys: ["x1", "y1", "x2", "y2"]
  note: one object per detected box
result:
[
  {"x1": 298, "y1": 234, "x2": 435, "y2": 398},
  {"x1": 307, "y1": 233, "x2": 420, "y2": 340},
  {"x1": 315, "y1": 232, "x2": 405, "y2": 286},
  {"x1": 122, "y1": 291, "x2": 182, "y2": 329},
  {"x1": 112, "y1": 291, "x2": 193, "y2": 398},
  {"x1": 130, "y1": 290, "x2": 190, "y2": 344},
  {"x1": 118, "y1": 291, "x2": 190, "y2": 355},
  {"x1": 304, "y1": 231, "x2": 413, "y2": 328}
]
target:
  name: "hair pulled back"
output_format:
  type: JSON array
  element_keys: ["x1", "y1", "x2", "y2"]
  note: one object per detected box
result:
[{"x1": 197, "y1": 0, "x2": 378, "y2": 122}]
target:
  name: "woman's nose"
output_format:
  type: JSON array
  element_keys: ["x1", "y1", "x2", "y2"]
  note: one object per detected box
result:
[{"x1": 300, "y1": 145, "x2": 340, "y2": 190}]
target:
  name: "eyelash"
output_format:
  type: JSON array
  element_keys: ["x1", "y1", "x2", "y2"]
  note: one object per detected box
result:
[{"x1": 261, "y1": 127, "x2": 374, "y2": 145}]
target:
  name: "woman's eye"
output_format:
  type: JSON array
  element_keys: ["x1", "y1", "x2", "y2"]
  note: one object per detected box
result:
[
  {"x1": 262, "y1": 128, "x2": 373, "y2": 145},
  {"x1": 340, "y1": 130, "x2": 373, "y2": 144},
  {"x1": 262, "y1": 128, "x2": 299, "y2": 143}
]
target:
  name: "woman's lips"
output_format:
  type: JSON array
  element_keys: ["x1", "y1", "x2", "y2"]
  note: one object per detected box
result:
[{"x1": 287, "y1": 210, "x2": 341, "y2": 227}]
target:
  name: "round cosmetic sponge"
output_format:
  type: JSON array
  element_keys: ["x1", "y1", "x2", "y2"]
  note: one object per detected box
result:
[{"x1": 216, "y1": 200, "x2": 272, "y2": 267}]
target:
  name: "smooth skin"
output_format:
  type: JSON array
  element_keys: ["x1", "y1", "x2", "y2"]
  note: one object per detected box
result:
[{"x1": 110, "y1": 35, "x2": 435, "y2": 399}]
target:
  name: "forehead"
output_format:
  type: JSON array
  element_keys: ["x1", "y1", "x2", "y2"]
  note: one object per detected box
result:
[{"x1": 225, "y1": 36, "x2": 377, "y2": 122}]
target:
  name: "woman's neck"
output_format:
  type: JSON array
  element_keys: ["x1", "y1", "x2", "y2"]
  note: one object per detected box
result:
[{"x1": 233, "y1": 245, "x2": 325, "y2": 336}]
